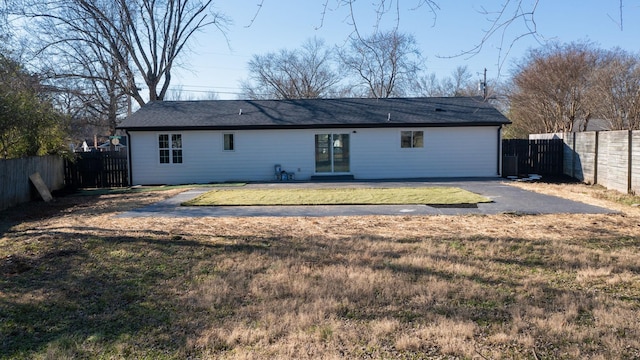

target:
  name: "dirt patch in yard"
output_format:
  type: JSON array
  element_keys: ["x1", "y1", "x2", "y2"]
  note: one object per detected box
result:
[
  {"x1": 1, "y1": 183, "x2": 639, "y2": 359},
  {"x1": 510, "y1": 181, "x2": 640, "y2": 215}
]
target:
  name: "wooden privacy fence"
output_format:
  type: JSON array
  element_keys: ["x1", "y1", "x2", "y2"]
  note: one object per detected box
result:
[
  {"x1": 562, "y1": 130, "x2": 639, "y2": 194},
  {"x1": 0, "y1": 155, "x2": 65, "y2": 211},
  {"x1": 530, "y1": 130, "x2": 640, "y2": 194},
  {"x1": 502, "y1": 139, "x2": 564, "y2": 176},
  {"x1": 65, "y1": 151, "x2": 129, "y2": 189}
]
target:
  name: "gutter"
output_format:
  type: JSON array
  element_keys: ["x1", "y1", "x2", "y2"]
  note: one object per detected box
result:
[
  {"x1": 117, "y1": 121, "x2": 512, "y2": 132},
  {"x1": 125, "y1": 130, "x2": 133, "y2": 186}
]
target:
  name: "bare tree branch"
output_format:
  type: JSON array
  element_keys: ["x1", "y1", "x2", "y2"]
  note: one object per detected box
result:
[
  {"x1": 338, "y1": 30, "x2": 421, "y2": 98},
  {"x1": 509, "y1": 42, "x2": 598, "y2": 134},
  {"x1": 245, "y1": 0, "x2": 265, "y2": 28},
  {"x1": 241, "y1": 37, "x2": 342, "y2": 99},
  {"x1": 20, "y1": 0, "x2": 229, "y2": 107}
]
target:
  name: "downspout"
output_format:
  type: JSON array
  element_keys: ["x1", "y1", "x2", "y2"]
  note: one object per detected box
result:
[
  {"x1": 497, "y1": 126, "x2": 503, "y2": 176},
  {"x1": 125, "y1": 130, "x2": 133, "y2": 186}
]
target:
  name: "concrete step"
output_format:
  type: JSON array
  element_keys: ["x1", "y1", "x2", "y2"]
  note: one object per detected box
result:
[{"x1": 310, "y1": 175, "x2": 355, "y2": 182}]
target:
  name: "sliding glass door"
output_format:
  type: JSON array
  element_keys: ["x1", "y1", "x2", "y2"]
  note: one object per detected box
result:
[{"x1": 315, "y1": 134, "x2": 350, "y2": 173}]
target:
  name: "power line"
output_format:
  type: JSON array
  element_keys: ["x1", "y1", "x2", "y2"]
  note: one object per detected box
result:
[{"x1": 172, "y1": 84, "x2": 241, "y2": 90}]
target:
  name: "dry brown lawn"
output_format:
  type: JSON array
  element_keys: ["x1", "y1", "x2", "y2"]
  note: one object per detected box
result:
[{"x1": 1, "y1": 182, "x2": 640, "y2": 359}]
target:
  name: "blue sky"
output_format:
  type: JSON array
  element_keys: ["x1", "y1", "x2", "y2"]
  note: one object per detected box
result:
[{"x1": 171, "y1": 1, "x2": 640, "y2": 99}]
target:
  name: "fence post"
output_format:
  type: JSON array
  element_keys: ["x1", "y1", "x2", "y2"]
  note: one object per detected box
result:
[
  {"x1": 594, "y1": 131, "x2": 599, "y2": 185},
  {"x1": 629, "y1": 130, "x2": 633, "y2": 194},
  {"x1": 571, "y1": 133, "x2": 576, "y2": 179}
]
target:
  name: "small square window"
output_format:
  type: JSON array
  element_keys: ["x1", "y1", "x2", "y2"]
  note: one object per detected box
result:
[
  {"x1": 159, "y1": 134, "x2": 169, "y2": 149},
  {"x1": 159, "y1": 149, "x2": 170, "y2": 164},
  {"x1": 401, "y1": 131, "x2": 412, "y2": 148},
  {"x1": 172, "y1": 149, "x2": 183, "y2": 163},
  {"x1": 401, "y1": 131, "x2": 424, "y2": 148},
  {"x1": 224, "y1": 133, "x2": 234, "y2": 151},
  {"x1": 172, "y1": 134, "x2": 182, "y2": 149},
  {"x1": 412, "y1": 131, "x2": 424, "y2": 148}
]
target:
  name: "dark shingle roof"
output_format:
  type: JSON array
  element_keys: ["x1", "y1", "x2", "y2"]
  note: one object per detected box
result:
[{"x1": 117, "y1": 97, "x2": 511, "y2": 131}]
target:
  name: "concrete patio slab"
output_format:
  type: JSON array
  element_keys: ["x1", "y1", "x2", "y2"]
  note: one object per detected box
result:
[{"x1": 116, "y1": 178, "x2": 615, "y2": 218}]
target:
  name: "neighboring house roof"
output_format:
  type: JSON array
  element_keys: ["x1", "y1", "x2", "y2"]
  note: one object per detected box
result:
[
  {"x1": 98, "y1": 141, "x2": 127, "y2": 149},
  {"x1": 531, "y1": 119, "x2": 613, "y2": 139},
  {"x1": 573, "y1": 118, "x2": 610, "y2": 132},
  {"x1": 117, "y1": 97, "x2": 511, "y2": 131}
]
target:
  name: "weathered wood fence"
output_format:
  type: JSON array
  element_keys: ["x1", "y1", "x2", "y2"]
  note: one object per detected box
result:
[
  {"x1": 0, "y1": 155, "x2": 65, "y2": 211},
  {"x1": 531, "y1": 130, "x2": 640, "y2": 194},
  {"x1": 502, "y1": 139, "x2": 564, "y2": 176},
  {"x1": 64, "y1": 151, "x2": 129, "y2": 189}
]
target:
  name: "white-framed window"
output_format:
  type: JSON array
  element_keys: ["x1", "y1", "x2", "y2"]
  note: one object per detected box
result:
[
  {"x1": 401, "y1": 131, "x2": 424, "y2": 148},
  {"x1": 223, "y1": 133, "x2": 234, "y2": 151},
  {"x1": 159, "y1": 133, "x2": 183, "y2": 164}
]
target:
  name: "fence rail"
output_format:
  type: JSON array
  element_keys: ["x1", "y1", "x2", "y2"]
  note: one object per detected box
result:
[
  {"x1": 529, "y1": 130, "x2": 640, "y2": 194},
  {"x1": 560, "y1": 130, "x2": 638, "y2": 194},
  {"x1": 65, "y1": 151, "x2": 129, "y2": 189},
  {"x1": 0, "y1": 155, "x2": 65, "y2": 211}
]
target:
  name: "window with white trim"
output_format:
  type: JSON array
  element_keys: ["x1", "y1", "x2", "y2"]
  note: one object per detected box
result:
[
  {"x1": 223, "y1": 133, "x2": 234, "y2": 151},
  {"x1": 401, "y1": 131, "x2": 424, "y2": 148},
  {"x1": 159, "y1": 134, "x2": 183, "y2": 164}
]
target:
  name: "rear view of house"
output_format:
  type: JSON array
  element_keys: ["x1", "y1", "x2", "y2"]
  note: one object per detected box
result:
[{"x1": 117, "y1": 97, "x2": 511, "y2": 185}]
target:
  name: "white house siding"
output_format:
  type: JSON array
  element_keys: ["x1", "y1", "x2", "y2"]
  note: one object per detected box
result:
[
  {"x1": 351, "y1": 126, "x2": 500, "y2": 178},
  {"x1": 128, "y1": 126, "x2": 500, "y2": 185},
  {"x1": 129, "y1": 129, "x2": 313, "y2": 185}
]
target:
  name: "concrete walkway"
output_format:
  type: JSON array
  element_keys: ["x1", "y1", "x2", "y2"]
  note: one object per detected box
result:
[{"x1": 116, "y1": 178, "x2": 614, "y2": 218}]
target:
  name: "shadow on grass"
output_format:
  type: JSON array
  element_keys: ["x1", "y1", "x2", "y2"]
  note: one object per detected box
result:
[
  {"x1": 2, "y1": 218, "x2": 640, "y2": 358},
  {"x1": 0, "y1": 198, "x2": 82, "y2": 237},
  {"x1": 1, "y1": 233, "x2": 200, "y2": 358},
  {"x1": 0, "y1": 192, "x2": 147, "y2": 238},
  {"x1": 1, "y1": 225, "x2": 288, "y2": 358},
  {"x1": 0, "y1": 184, "x2": 244, "y2": 238}
]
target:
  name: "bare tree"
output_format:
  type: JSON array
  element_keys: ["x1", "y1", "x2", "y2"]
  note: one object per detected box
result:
[
  {"x1": 588, "y1": 48, "x2": 640, "y2": 130},
  {"x1": 63, "y1": 43, "x2": 128, "y2": 134},
  {"x1": 166, "y1": 85, "x2": 219, "y2": 100},
  {"x1": 0, "y1": 1, "x2": 17, "y2": 55},
  {"x1": 338, "y1": 30, "x2": 421, "y2": 98},
  {"x1": 321, "y1": 1, "x2": 626, "y2": 73},
  {"x1": 508, "y1": 42, "x2": 598, "y2": 134},
  {"x1": 411, "y1": 66, "x2": 480, "y2": 97},
  {"x1": 0, "y1": 3, "x2": 8, "y2": 42},
  {"x1": 411, "y1": 73, "x2": 444, "y2": 97},
  {"x1": 20, "y1": 0, "x2": 132, "y2": 135},
  {"x1": 446, "y1": 66, "x2": 477, "y2": 96},
  {"x1": 21, "y1": 0, "x2": 229, "y2": 107},
  {"x1": 240, "y1": 38, "x2": 342, "y2": 100}
]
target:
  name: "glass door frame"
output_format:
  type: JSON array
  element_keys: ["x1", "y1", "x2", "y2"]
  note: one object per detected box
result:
[{"x1": 314, "y1": 133, "x2": 350, "y2": 173}]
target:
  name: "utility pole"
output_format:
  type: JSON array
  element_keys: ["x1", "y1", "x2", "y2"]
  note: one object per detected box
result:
[{"x1": 478, "y1": 68, "x2": 488, "y2": 101}]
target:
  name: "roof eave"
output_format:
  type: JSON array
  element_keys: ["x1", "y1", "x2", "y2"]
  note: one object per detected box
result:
[{"x1": 117, "y1": 121, "x2": 510, "y2": 132}]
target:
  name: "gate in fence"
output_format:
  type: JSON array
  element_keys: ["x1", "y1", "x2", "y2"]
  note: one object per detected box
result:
[
  {"x1": 65, "y1": 151, "x2": 129, "y2": 188},
  {"x1": 502, "y1": 139, "x2": 564, "y2": 176}
]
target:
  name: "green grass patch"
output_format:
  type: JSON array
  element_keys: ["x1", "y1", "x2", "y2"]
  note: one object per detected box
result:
[
  {"x1": 589, "y1": 185, "x2": 640, "y2": 206},
  {"x1": 181, "y1": 187, "x2": 491, "y2": 206}
]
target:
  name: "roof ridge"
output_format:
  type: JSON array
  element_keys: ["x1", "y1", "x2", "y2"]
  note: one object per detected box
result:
[{"x1": 118, "y1": 97, "x2": 510, "y2": 130}]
